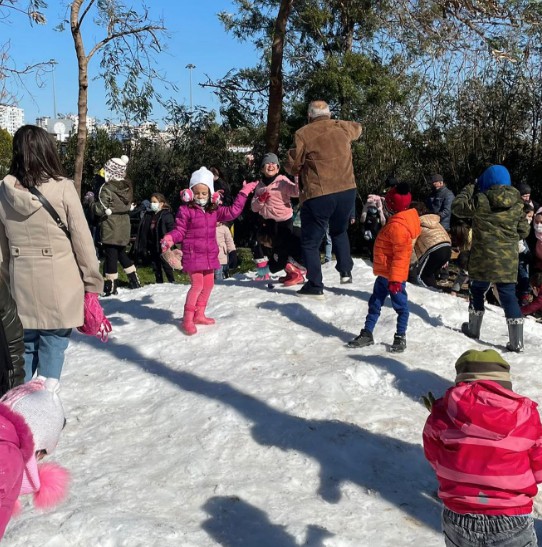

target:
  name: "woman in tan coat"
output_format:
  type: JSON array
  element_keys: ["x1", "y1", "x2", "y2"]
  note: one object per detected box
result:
[{"x1": 0, "y1": 125, "x2": 103, "y2": 382}]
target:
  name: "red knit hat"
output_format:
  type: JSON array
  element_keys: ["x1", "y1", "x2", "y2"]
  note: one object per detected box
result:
[{"x1": 385, "y1": 183, "x2": 412, "y2": 213}]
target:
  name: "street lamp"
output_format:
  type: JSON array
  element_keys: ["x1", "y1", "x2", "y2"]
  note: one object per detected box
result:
[
  {"x1": 50, "y1": 59, "x2": 58, "y2": 120},
  {"x1": 185, "y1": 63, "x2": 196, "y2": 111}
]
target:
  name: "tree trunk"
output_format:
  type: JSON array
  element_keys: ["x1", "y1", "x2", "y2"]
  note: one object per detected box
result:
[
  {"x1": 265, "y1": 0, "x2": 293, "y2": 154},
  {"x1": 70, "y1": 0, "x2": 87, "y2": 197}
]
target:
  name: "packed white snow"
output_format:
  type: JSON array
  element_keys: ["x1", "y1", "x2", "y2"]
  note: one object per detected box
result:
[{"x1": 5, "y1": 258, "x2": 542, "y2": 546}]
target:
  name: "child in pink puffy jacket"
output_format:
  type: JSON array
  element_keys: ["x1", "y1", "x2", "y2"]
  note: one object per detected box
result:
[
  {"x1": 0, "y1": 377, "x2": 69, "y2": 539},
  {"x1": 161, "y1": 167, "x2": 257, "y2": 335}
]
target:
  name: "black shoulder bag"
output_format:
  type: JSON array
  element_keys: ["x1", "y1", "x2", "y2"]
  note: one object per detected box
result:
[{"x1": 28, "y1": 186, "x2": 71, "y2": 239}]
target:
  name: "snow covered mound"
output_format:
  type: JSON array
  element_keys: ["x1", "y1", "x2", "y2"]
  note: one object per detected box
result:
[{"x1": 7, "y1": 258, "x2": 542, "y2": 546}]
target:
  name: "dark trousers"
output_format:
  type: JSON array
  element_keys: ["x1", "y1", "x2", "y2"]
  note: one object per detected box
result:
[
  {"x1": 364, "y1": 276, "x2": 409, "y2": 335},
  {"x1": 150, "y1": 249, "x2": 174, "y2": 283},
  {"x1": 469, "y1": 280, "x2": 522, "y2": 319},
  {"x1": 103, "y1": 244, "x2": 133, "y2": 275},
  {"x1": 418, "y1": 245, "x2": 452, "y2": 287},
  {"x1": 252, "y1": 217, "x2": 302, "y2": 273},
  {"x1": 300, "y1": 189, "x2": 355, "y2": 289}
]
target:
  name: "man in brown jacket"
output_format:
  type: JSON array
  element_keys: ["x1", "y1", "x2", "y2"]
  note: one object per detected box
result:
[{"x1": 285, "y1": 100, "x2": 362, "y2": 297}]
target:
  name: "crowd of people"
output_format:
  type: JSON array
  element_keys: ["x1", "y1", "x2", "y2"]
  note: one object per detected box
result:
[{"x1": 1, "y1": 101, "x2": 542, "y2": 544}]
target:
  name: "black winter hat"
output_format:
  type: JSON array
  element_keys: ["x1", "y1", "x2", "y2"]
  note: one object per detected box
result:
[{"x1": 517, "y1": 183, "x2": 532, "y2": 196}]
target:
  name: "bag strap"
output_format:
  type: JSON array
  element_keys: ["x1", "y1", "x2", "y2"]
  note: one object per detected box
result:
[{"x1": 28, "y1": 187, "x2": 71, "y2": 239}]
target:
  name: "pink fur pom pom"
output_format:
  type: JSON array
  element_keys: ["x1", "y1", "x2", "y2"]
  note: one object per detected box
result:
[
  {"x1": 33, "y1": 463, "x2": 70, "y2": 510},
  {"x1": 11, "y1": 499, "x2": 22, "y2": 518}
]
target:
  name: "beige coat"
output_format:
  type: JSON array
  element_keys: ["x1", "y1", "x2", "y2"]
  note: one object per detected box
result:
[
  {"x1": 0, "y1": 175, "x2": 103, "y2": 329},
  {"x1": 413, "y1": 214, "x2": 451, "y2": 261},
  {"x1": 285, "y1": 116, "x2": 362, "y2": 203},
  {"x1": 216, "y1": 224, "x2": 236, "y2": 265}
]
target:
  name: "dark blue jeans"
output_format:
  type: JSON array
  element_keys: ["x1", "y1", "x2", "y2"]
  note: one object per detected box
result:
[
  {"x1": 442, "y1": 508, "x2": 537, "y2": 546},
  {"x1": 364, "y1": 276, "x2": 409, "y2": 335},
  {"x1": 469, "y1": 280, "x2": 522, "y2": 319},
  {"x1": 300, "y1": 189, "x2": 355, "y2": 289}
]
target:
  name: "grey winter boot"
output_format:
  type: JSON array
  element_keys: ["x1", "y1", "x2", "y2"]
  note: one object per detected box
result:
[
  {"x1": 347, "y1": 329, "x2": 374, "y2": 348},
  {"x1": 390, "y1": 333, "x2": 406, "y2": 353},
  {"x1": 506, "y1": 318, "x2": 524, "y2": 353},
  {"x1": 461, "y1": 309, "x2": 484, "y2": 339}
]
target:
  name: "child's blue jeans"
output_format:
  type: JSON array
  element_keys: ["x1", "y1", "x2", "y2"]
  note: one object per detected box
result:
[
  {"x1": 364, "y1": 276, "x2": 409, "y2": 335},
  {"x1": 24, "y1": 329, "x2": 72, "y2": 381},
  {"x1": 442, "y1": 508, "x2": 537, "y2": 546}
]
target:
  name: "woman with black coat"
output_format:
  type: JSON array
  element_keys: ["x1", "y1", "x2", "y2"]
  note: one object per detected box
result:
[
  {"x1": 0, "y1": 276, "x2": 25, "y2": 394},
  {"x1": 135, "y1": 193, "x2": 176, "y2": 283}
]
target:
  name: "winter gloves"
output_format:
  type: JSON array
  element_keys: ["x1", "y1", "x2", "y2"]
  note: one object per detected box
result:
[
  {"x1": 388, "y1": 281, "x2": 402, "y2": 295},
  {"x1": 239, "y1": 181, "x2": 258, "y2": 197},
  {"x1": 160, "y1": 234, "x2": 174, "y2": 252},
  {"x1": 77, "y1": 292, "x2": 112, "y2": 342}
]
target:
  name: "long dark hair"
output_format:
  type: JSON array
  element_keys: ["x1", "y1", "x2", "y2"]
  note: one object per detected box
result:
[{"x1": 9, "y1": 125, "x2": 66, "y2": 188}]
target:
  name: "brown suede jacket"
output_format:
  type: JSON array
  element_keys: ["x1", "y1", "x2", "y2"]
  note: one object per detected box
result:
[{"x1": 285, "y1": 116, "x2": 362, "y2": 203}]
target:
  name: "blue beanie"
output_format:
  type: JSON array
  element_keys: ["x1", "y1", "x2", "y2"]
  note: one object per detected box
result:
[{"x1": 477, "y1": 165, "x2": 511, "y2": 193}]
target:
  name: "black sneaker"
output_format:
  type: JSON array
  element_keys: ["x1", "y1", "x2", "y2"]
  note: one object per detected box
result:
[
  {"x1": 340, "y1": 271, "x2": 353, "y2": 284},
  {"x1": 347, "y1": 329, "x2": 374, "y2": 348},
  {"x1": 389, "y1": 334, "x2": 406, "y2": 353},
  {"x1": 297, "y1": 283, "x2": 324, "y2": 299}
]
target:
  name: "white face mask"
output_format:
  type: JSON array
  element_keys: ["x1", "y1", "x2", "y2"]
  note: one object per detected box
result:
[
  {"x1": 130, "y1": 204, "x2": 136, "y2": 211},
  {"x1": 195, "y1": 198, "x2": 208, "y2": 206},
  {"x1": 534, "y1": 223, "x2": 542, "y2": 233},
  {"x1": 150, "y1": 202, "x2": 160, "y2": 212}
]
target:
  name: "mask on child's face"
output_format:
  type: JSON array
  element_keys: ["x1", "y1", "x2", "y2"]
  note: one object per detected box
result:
[
  {"x1": 534, "y1": 223, "x2": 542, "y2": 233},
  {"x1": 150, "y1": 202, "x2": 160, "y2": 212},
  {"x1": 195, "y1": 197, "x2": 208, "y2": 206}
]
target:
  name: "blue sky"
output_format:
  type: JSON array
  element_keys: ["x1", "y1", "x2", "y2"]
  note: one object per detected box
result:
[{"x1": 6, "y1": 1, "x2": 260, "y2": 126}]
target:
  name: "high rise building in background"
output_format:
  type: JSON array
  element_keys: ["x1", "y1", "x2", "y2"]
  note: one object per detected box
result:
[
  {"x1": 0, "y1": 104, "x2": 24, "y2": 135},
  {"x1": 35, "y1": 113, "x2": 96, "y2": 142}
]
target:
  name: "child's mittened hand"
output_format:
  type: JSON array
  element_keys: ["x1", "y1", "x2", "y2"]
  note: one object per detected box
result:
[
  {"x1": 257, "y1": 191, "x2": 270, "y2": 203},
  {"x1": 388, "y1": 281, "x2": 402, "y2": 295},
  {"x1": 240, "y1": 181, "x2": 259, "y2": 196},
  {"x1": 161, "y1": 235, "x2": 174, "y2": 252}
]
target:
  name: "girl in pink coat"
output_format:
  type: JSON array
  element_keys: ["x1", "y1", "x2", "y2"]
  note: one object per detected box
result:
[{"x1": 161, "y1": 167, "x2": 257, "y2": 335}]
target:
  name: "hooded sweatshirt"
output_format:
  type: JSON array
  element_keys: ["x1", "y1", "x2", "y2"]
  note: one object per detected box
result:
[{"x1": 423, "y1": 380, "x2": 542, "y2": 515}]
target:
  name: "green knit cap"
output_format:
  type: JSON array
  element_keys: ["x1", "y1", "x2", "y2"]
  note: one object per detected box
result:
[{"x1": 454, "y1": 349, "x2": 512, "y2": 390}]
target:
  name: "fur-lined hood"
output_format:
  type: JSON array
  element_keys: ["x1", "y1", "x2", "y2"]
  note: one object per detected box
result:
[{"x1": 0, "y1": 403, "x2": 34, "y2": 464}]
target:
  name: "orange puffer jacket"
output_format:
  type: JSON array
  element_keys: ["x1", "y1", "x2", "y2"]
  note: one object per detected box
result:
[{"x1": 373, "y1": 208, "x2": 421, "y2": 282}]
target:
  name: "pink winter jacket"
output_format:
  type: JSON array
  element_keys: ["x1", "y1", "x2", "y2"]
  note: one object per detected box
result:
[
  {"x1": 251, "y1": 175, "x2": 299, "y2": 221},
  {"x1": 0, "y1": 404, "x2": 33, "y2": 539},
  {"x1": 166, "y1": 193, "x2": 248, "y2": 273},
  {"x1": 423, "y1": 380, "x2": 542, "y2": 516}
]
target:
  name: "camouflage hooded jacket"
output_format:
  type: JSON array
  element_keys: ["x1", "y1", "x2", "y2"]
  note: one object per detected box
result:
[{"x1": 452, "y1": 184, "x2": 529, "y2": 283}]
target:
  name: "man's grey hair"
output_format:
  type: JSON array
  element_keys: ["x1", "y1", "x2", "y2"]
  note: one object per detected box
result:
[{"x1": 308, "y1": 100, "x2": 331, "y2": 119}]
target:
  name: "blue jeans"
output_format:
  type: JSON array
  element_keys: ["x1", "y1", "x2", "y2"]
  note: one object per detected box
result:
[
  {"x1": 364, "y1": 276, "x2": 409, "y2": 335},
  {"x1": 300, "y1": 189, "x2": 355, "y2": 289},
  {"x1": 442, "y1": 509, "x2": 537, "y2": 546},
  {"x1": 24, "y1": 329, "x2": 72, "y2": 381},
  {"x1": 469, "y1": 281, "x2": 522, "y2": 319}
]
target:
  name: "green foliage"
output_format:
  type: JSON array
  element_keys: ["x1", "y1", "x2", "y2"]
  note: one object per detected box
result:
[{"x1": 0, "y1": 128, "x2": 12, "y2": 177}]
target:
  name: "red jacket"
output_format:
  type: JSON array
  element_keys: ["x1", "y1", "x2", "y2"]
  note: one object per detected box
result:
[
  {"x1": 372, "y1": 208, "x2": 421, "y2": 282},
  {"x1": 423, "y1": 381, "x2": 542, "y2": 515}
]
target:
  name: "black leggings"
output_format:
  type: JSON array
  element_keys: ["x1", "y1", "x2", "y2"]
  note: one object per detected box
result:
[
  {"x1": 418, "y1": 245, "x2": 452, "y2": 288},
  {"x1": 103, "y1": 244, "x2": 134, "y2": 275},
  {"x1": 252, "y1": 217, "x2": 302, "y2": 273}
]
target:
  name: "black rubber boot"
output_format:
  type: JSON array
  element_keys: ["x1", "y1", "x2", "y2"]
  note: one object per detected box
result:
[{"x1": 103, "y1": 279, "x2": 118, "y2": 297}]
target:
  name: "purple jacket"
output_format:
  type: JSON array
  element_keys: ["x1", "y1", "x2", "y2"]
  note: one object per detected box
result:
[{"x1": 166, "y1": 193, "x2": 248, "y2": 273}]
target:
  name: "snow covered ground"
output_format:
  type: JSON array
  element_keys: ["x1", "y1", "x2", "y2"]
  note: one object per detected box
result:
[{"x1": 5, "y1": 258, "x2": 542, "y2": 546}]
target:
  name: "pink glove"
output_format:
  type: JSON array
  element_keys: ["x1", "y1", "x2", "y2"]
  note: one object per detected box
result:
[
  {"x1": 161, "y1": 234, "x2": 174, "y2": 252},
  {"x1": 240, "y1": 180, "x2": 259, "y2": 196},
  {"x1": 77, "y1": 292, "x2": 112, "y2": 342},
  {"x1": 257, "y1": 191, "x2": 270, "y2": 203},
  {"x1": 388, "y1": 281, "x2": 402, "y2": 295}
]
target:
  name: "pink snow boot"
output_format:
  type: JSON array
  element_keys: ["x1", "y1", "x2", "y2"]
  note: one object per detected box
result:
[
  {"x1": 194, "y1": 307, "x2": 215, "y2": 325},
  {"x1": 182, "y1": 306, "x2": 197, "y2": 335}
]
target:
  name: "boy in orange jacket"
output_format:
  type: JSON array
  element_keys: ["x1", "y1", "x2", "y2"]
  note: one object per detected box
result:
[{"x1": 348, "y1": 183, "x2": 421, "y2": 352}]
